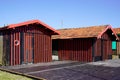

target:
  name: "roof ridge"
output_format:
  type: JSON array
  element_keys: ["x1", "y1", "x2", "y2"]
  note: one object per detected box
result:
[{"x1": 58, "y1": 25, "x2": 108, "y2": 30}]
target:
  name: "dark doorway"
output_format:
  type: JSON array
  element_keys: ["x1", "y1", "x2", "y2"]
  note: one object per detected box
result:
[{"x1": 52, "y1": 40, "x2": 59, "y2": 61}]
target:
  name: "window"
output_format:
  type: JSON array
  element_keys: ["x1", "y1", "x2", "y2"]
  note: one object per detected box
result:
[
  {"x1": 112, "y1": 41, "x2": 116, "y2": 50},
  {"x1": 14, "y1": 40, "x2": 20, "y2": 46}
]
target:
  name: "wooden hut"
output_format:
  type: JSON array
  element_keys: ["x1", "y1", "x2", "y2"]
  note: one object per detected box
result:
[
  {"x1": 52, "y1": 25, "x2": 118, "y2": 62},
  {"x1": 0, "y1": 19, "x2": 59, "y2": 66}
]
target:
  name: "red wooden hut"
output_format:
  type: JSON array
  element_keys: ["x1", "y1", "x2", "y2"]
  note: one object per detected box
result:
[
  {"x1": 0, "y1": 19, "x2": 59, "y2": 66},
  {"x1": 52, "y1": 25, "x2": 118, "y2": 62}
]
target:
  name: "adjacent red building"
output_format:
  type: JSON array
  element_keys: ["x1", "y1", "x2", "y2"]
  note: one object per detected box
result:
[
  {"x1": 0, "y1": 20, "x2": 59, "y2": 66},
  {"x1": 52, "y1": 25, "x2": 118, "y2": 62},
  {"x1": 114, "y1": 28, "x2": 120, "y2": 56}
]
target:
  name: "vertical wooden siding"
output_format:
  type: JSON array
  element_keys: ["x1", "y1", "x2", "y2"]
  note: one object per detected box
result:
[
  {"x1": 23, "y1": 33, "x2": 33, "y2": 64},
  {"x1": 117, "y1": 36, "x2": 120, "y2": 55},
  {"x1": 94, "y1": 39, "x2": 101, "y2": 56},
  {"x1": 9, "y1": 24, "x2": 52, "y2": 65},
  {"x1": 34, "y1": 33, "x2": 52, "y2": 63},
  {"x1": 58, "y1": 38, "x2": 92, "y2": 62},
  {"x1": 56, "y1": 29, "x2": 114, "y2": 62},
  {"x1": 0, "y1": 34, "x2": 3, "y2": 65},
  {"x1": 117, "y1": 41, "x2": 120, "y2": 54},
  {"x1": 94, "y1": 30, "x2": 113, "y2": 61},
  {"x1": 102, "y1": 30, "x2": 113, "y2": 60},
  {"x1": 3, "y1": 32, "x2": 11, "y2": 65},
  {"x1": 10, "y1": 30, "x2": 21, "y2": 65}
]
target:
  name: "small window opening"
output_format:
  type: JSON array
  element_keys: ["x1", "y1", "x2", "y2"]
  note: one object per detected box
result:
[{"x1": 14, "y1": 40, "x2": 20, "y2": 46}]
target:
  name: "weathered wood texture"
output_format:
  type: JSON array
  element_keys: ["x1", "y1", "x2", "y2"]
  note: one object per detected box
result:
[
  {"x1": 116, "y1": 36, "x2": 120, "y2": 55},
  {"x1": 52, "y1": 29, "x2": 115, "y2": 62},
  {"x1": 55, "y1": 38, "x2": 93, "y2": 62},
  {"x1": 2, "y1": 24, "x2": 52, "y2": 66}
]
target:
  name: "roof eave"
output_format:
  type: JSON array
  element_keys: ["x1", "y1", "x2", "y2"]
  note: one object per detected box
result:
[
  {"x1": 52, "y1": 36, "x2": 97, "y2": 40},
  {"x1": 1, "y1": 19, "x2": 59, "y2": 35}
]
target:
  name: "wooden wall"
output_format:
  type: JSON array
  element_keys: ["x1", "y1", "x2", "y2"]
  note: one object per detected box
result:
[
  {"x1": 53, "y1": 29, "x2": 115, "y2": 62},
  {"x1": 54, "y1": 38, "x2": 93, "y2": 62},
  {"x1": 94, "y1": 39, "x2": 112, "y2": 61},
  {"x1": 10, "y1": 30, "x2": 21, "y2": 65},
  {"x1": 116, "y1": 36, "x2": 120, "y2": 55},
  {"x1": 94, "y1": 29, "x2": 113, "y2": 61},
  {"x1": 33, "y1": 32, "x2": 52, "y2": 63},
  {"x1": 117, "y1": 41, "x2": 120, "y2": 55},
  {"x1": 3, "y1": 24, "x2": 52, "y2": 66},
  {"x1": 0, "y1": 33, "x2": 3, "y2": 65}
]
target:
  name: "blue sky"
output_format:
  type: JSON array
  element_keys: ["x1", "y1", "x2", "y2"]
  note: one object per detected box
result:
[{"x1": 0, "y1": 0, "x2": 120, "y2": 29}]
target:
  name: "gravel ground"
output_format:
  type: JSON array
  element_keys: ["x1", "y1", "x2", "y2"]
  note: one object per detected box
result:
[{"x1": 1, "y1": 59, "x2": 120, "y2": 80}]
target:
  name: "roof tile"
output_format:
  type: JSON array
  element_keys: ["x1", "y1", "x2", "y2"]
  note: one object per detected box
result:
[
  {"x1": 114, "y1": 28, "x2": 120, "y2": 34},
  {"x1": 52, "y1": 25, "x2": 110, "y2": 39}
]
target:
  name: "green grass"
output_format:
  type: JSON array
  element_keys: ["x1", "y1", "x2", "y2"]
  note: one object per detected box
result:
[{"x1": 0, "y1": 70, "x2": 32, "y2": 80}]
